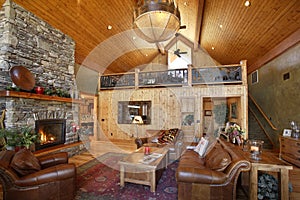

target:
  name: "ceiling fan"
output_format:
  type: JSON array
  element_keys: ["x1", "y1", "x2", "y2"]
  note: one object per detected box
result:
[
  {"x1": 156, "y1": 26, "x2": 187, "y2": 55},
  {"x1": 173, "y1": 33, "x2": 187, "y2": 58}
]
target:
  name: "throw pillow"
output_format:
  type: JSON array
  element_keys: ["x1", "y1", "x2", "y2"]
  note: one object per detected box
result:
[
  {"x1": 205, "y1": 145, "x2": 232, "y2": 171},
  {"x1": 194, "y1": 137, "x2": 209, "y2": 157},
  {"x1": 203, "y1": 137, "x2": 218, "y2": 157},
  {"x1": 10, "y1": 148, "x2": 41, "y2": 176}
]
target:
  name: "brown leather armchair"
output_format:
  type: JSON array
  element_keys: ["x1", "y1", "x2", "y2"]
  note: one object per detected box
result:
[{"x1": 0, "y1": 149, "x2": 76, "y2": 200}]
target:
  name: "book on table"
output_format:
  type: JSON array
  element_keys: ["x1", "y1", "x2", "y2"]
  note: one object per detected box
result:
[{"x1": 139, "y1": 153, "x2": 163, "y2": 164}]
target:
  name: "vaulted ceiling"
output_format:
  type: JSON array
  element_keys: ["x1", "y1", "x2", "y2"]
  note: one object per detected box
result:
[{"x1": 1, "y1": 0, "x2": 299, "y2": 74}]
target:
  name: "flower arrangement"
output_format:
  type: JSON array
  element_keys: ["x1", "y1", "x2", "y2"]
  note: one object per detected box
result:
[{"x1": 225, "y1": 122, "x2": 245, "y2": 145}]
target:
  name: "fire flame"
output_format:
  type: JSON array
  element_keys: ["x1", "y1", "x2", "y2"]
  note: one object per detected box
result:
[{"x1": 39, "y1": 130, "x2": 55, "y2": 144}]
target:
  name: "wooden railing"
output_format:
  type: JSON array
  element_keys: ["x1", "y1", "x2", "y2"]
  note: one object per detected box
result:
[
  {"x1": 249, "y1": 93, "x2": 278, "y2": 130},
  {"x1": 99, "y1": 61, "x2": 247, "y2": 89}
]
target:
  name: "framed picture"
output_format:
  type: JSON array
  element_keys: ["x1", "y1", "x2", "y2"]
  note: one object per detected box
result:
[
  {"x1": 251, "y1": 70, "x2": 258, "y2": 85},
  {"x1": 204, "y1": 110, "x2": 212, "y2": 116},
  {"x1": 230, "y1": 102, "x2": 237, "y2": 119},
  {"x1": 282, "y1": 129, "x2": 292, "y2": 137},
  {"x1": 182, "y1": 114, "x2": 194, "y2": 126}
]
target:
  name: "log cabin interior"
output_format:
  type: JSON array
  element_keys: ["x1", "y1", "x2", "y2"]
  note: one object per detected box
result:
[{"x1": 0, "y1": 0, "x2": 299, "y2": 199}]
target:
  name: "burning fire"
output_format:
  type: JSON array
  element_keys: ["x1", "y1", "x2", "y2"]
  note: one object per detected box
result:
[{"x1": 39, "y1": 130, "x2": 56, "y2": 144}]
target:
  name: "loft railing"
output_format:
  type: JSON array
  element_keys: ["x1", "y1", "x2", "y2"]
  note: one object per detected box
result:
[{"x1": 99, "y1": 61, "x2": 247, "y2": 89}]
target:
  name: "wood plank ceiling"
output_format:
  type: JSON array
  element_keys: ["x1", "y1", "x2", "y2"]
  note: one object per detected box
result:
[{"x1": 1, "y1": 0, "x2": 299, "y2": 74}]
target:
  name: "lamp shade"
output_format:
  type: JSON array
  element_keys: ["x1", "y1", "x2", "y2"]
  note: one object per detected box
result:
[
  {"x1": 132, "y1": 115, "x2": 144, "y2": 124},
  {"x1": 133, "y1": 0, "x2": 181, "y2": 43}
]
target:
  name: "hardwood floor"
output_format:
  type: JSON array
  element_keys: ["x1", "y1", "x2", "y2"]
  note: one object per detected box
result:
[{"x1": 69, "y1": 140, "x2": 137, "y2": 167}]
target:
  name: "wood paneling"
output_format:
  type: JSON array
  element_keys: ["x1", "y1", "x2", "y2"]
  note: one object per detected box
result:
[
  {"x1": 98, "y1": 84, "x2": 248, "y2": 141},
  {"x1": 200, "y1": 0, "x2": 300, "y2": 67},
  {"x1": 0, "y1": 0, "x2": 298, "y2": 73}
]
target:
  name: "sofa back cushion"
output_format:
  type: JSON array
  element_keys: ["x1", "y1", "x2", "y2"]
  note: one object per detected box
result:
[
  {"x1": 10, "y1": 148, "x2": 41, "y2": 176},
  {"x1": 205, "y1": 143, "x2": 232, "y2": 171}
]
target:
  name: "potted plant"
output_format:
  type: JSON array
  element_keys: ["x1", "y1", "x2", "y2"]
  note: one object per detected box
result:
[
  {"x1": 17, "y1": 126, "x2": 39, "y2": 150},
  {"x1": 0, "y1": 127, "x2": 39, "y2": 151},
  {"x1": 0, "y1": 128, "x2": 19, "y2": 150},
  {"x1": 225, "y1": 123, "x2": 245, "y2": 145}
]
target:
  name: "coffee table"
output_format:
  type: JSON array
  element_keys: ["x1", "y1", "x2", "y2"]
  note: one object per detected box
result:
[{"x1": 119, "y1": 146, "x2": 169, "y2": 192}]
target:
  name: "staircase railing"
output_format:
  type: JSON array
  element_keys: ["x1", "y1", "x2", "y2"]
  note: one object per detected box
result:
[
  {"x1": 248, "y1": 94, "x2": 278, "y2": 147},
  {"x1": 248, "y1": 94, "x2": 277, "y2": 130}
]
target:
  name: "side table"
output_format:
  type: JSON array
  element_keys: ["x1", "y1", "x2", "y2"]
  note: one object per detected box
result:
[
  {"x1": 219, "y1": 139, "x2": 293, "y2": 199},
  {"x1": 249, "y1": 161, "x2": 293, "y2": 200}
]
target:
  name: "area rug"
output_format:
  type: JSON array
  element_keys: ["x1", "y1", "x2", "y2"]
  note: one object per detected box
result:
[{"x1": 75, "y1": 152, "x2": 178, "y2": 200}]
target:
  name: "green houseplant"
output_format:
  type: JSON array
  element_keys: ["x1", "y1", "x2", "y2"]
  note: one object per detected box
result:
[
  {"x1": 0, "y1": 128, "x2": 19, "y2": 150},
  {"x1": 0, "y1": 126, "x2": 39, "y2": 151},
  {"x1": 18, "y1": 126, "x2": 39, "y2": 150}
]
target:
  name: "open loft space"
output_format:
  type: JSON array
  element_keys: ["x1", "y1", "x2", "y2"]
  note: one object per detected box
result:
[{"x1": 0, "y1": 0, "x2": 299, "y2": 199}]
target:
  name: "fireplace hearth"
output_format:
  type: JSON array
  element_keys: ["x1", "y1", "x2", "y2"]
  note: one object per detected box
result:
[{"x1": 35, "y1": 119, "x2": 66, "y2": 150}]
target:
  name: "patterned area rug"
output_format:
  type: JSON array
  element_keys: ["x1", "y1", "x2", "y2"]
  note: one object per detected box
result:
[{"x1": 75, "y1": 152, "x2": 178, "y2": 200}]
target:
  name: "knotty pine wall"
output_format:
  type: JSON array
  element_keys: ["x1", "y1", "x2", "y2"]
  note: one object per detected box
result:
[{"x1": 98, "y1": 84, "x2": 248, "y2": 142}]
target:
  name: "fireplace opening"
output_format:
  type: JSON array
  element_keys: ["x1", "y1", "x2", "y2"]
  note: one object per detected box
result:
[{"x1": 35, "y1": 119, "x2": 66, "y2": 150}]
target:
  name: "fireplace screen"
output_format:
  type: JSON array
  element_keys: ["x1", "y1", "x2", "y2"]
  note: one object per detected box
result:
[{"x1": 35, "y1": 119, "x2": 66, "y2": 150}]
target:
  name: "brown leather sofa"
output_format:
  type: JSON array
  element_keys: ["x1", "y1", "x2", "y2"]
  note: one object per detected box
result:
[
  {"x1": 135, "y1": 128, "x2": 184, "y2": 162},
  {"x1": 0, "y1": 149, "x2": 76, "y2": 200},
  {"x1": 176, "y1": 139, "x2": 250, "y2": 200}
]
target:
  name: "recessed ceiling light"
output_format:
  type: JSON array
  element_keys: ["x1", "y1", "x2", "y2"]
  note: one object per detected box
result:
[
  {"x1": 107, "y1": 25, "x2": 112, "y2": 30},
  {"x1": 132, "y1": 36, "x2": 136, "y2": 40},
  {"x1": 211, "y1": 47, "x2": 215, "y2": 50},
  {"x1": 219, "y1": 24, "x2": 223, "y2": 29},
  {"x1": 183, "y1": 2, "x2": 188, "y2": 6},
  {"x1": 245, "y1": 1, "x2": 251, "y2": 7},
  {"x1": 145, "y1": 54, "x2": 148, "y2": 57}
]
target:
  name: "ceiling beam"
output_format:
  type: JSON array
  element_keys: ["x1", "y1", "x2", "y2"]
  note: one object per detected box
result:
[
  {"x1": 194, "y1": 0, "x2": 205, "y2": 50},
  {"x1": 248, "y1": 28, "x2": 300, "y2": 74}
]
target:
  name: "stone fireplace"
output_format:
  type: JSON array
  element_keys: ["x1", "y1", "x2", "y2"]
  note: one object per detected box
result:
[{"x1": 0, "y1": 0, "x2": 83, "y2": 154}]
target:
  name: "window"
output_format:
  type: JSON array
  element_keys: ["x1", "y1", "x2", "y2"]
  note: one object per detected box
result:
[
  {"x1": 168, "y1": 40, "x2": 191, "y2": 70},
  {"x1": 118, "y1": 101, "x2": 151, "y2": 124}
]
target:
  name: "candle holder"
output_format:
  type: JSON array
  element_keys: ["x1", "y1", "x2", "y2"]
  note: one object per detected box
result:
[
  {"x1": 249, "y1": 140, "x2": 264, "y2": 160},
  {"x1": 144, "y1": 146, "x2": 150, "y2": 155}
]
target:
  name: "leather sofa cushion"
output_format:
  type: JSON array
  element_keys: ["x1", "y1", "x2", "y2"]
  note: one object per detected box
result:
[
  {"x1": 205, "y1": 144, "x2": 232, "y2": 171},
  {"x1": 10, "y1": 148, "x2": 41, "y2": 176}
]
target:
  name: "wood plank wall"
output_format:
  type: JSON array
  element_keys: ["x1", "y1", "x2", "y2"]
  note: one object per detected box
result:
[{"x1": 98, "y1": 84, "x2": 248, "y2": 142}]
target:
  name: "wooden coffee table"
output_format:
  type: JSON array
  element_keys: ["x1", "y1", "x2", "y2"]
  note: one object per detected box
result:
[{"x1": 119, "y1": 146, "x2": 169, "y2": 192}]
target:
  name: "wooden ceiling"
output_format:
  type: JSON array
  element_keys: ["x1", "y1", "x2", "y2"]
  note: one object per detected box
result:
[{"x1": 1, "y1": 0, "x2": 299, "y2": 74}]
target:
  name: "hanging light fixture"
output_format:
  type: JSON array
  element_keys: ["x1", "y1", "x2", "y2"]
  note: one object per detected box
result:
[{"x1": 133, "y1": 0, "x2": 181, "y2": 43}]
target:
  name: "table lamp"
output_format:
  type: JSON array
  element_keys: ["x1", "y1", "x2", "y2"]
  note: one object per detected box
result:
[{"x1": 132, "y1": 115, "x2": 143, "y2": 139}]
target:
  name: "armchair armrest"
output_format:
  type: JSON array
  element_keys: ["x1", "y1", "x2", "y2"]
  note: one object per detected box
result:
[
  {"x1": 15, "y1": 163, "x2": 76, "y2": 187},
  {"x1": 38, "y1": 152, "x2": 68, "y2": 169}
]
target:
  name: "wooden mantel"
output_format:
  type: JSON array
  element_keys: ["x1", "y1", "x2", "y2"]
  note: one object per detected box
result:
[{"x1": 0, "y1": 90, "x2": 83, "y2": 104}]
